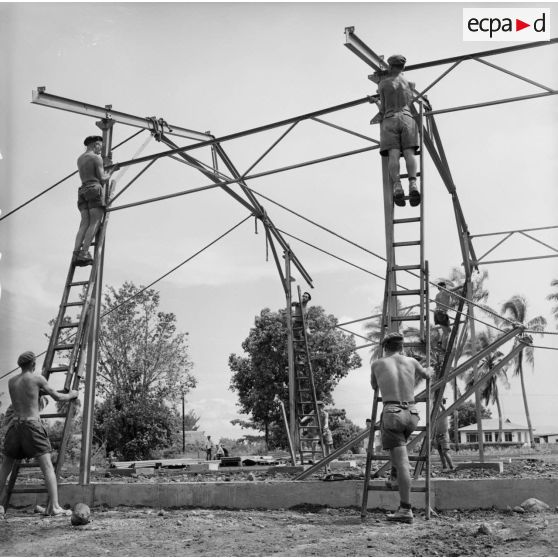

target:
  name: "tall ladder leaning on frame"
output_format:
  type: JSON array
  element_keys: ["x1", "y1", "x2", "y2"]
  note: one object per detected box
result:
[
  {"x1": 292, "y1": 286, "x2": 326, "y2": 466},
  {"x1": 360, "y1": 101, "x2": 433, "y2": 520},
  {"x1": 1, "y1": 179, "x2": 114, "y2": 512}
]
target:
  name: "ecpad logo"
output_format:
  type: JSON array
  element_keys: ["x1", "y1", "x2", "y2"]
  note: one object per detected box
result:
[{"x1": 463, "y1": 8, "x2": 550, "y2": 41}]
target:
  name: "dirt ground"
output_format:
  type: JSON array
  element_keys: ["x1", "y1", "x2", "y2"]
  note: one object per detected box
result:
[
  {"x1": 1, "y1": 505, "x2": 557, "y2": 556},
  {"x1": 1, "y1": 458, "x2": 557, "y2": 557}
]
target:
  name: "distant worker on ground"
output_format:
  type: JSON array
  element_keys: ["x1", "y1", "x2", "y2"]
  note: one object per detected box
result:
[
  {"x1": 371, "y1": 54, "x2": 420, "y2": 208},
  {"x1": 300, "y1": 401, "x2": 333, "y2": 463},
  {"x1": 434, "y1": 282, "x2": 452, "y2": 349},
  {"x1": 73, "y1": 135, "x2": 118, "y2": 266},
  {"x1": 0, "y1": 351, "x2": 78, "y2": 517},
  {"x1": 434, "y1": 399, "x2": 455, "y2": 472},
  {"x1": 371, "y1": 332, "x2": 433, "y2": 524},
  {"x1": 291, "y1": 291, "x2": 312, "y2": 341},
  {"x1": 205, "y1": 435, "x2": 214, "y2": 461}
]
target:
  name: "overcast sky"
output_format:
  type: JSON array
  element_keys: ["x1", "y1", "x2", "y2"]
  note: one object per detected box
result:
[{"x1": 1, "y1": 2, "x2": 557, "y2": 442}]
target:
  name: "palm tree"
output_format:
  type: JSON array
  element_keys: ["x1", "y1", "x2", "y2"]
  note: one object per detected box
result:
[
  {"x1": 500, "y1": 295, "x2": 546, "y2": 447},
  {"x1": 463, "y1": 329, "x2": 511, "y2": 442},
  {"x1": 547, "y1": 279, "x2": 558, "y2": 328}
]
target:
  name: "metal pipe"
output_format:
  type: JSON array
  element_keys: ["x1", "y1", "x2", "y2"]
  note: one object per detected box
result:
[
  {"x1": 477, "y1": 254, "x2": 558, "y2": 266},
  {"x1": 471, "y1": 224, "x2": 558, "y2": 238}
]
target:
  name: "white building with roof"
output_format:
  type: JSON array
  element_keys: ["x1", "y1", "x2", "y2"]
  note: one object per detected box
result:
[{"x1": 458, "y1": 418, "x2": 530, "y2": 445}]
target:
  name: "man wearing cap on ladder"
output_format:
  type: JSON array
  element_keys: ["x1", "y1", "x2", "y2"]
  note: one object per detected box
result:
[
  {"x1": 371, "y1": 332, "x2": 433, "y2": 523},
  {"x1": 371, "y1": 54, "x2": 421, "y2": 208},
  {"x1": 73, "y1": 135, "x2": 118, "y2": 266},
  {"x1": 0, "y1": 351, "x2": 78, "y2": 517}
]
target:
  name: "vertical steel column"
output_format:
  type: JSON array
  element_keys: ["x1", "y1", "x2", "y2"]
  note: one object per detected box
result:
[
  {"x1": 284, "y1": 251, "x2": 297, "y2": 454},
  {"x1": 418, "y1": 103, "x2": 426, "y2": 338},
  {"x1": 424, "y1": 260, "x2": 431, "y2": 519},
  {"x1": 382, "y1": 157, "x2": 397, "y2": 333},
  {"x1": 79, "y1": 119, "x2": 114, "y2": 484}
]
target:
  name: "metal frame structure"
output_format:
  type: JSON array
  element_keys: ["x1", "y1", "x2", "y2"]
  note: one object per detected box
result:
[{"x1": 22, "y1": 32, "x2": 557, "y2": 486}]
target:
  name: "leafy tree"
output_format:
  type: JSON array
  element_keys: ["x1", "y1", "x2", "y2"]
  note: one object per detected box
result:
[
  {"x1": 547, "y1": 279, "x2": 558, "y2": 328},
  {"x1": 92, "y1": 282, "x2": 196, "y2": 459},
  {"x1": 451, "y1": 400, "x2": 492, "y2": 430},
  {"x1": 463, "y1": 329, "x2": 511, "y2": 442},
  {"x1": 229, "y1": 305, "x2": 361, "y2": 448},
  {"x1": 327, "y1": 408, "x2": 361, "y2": 453},
  {"x1": 500, "y1": 295, "x2": 546, "y2": 448}
]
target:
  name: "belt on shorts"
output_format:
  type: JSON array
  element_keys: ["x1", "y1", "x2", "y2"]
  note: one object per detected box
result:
[{"x1": 383, "y1": 400, "x2": 415, "y2": 406}]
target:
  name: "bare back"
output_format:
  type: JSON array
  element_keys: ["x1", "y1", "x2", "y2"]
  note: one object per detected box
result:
[
  {"x1": 371, "y1": 354, "x2": 424, "y2": 402},
  {"x1": 8, "y1": 372, "x2": 43, "y2": 420},
  {"x1": 77, "y1": 151, "x2": 104, "y2": 185},
  {"x1": 435, "y1": 290, "x2": 451, "y2": 310},
  {"x1": 379, "y1": 74, "x2": 415, "y2": 116}
]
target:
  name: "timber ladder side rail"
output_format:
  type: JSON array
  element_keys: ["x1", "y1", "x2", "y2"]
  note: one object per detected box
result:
[
  {"x1": 2, "y1": 187, "x2": 113, "y2": 511},
  {"x1": 361, "y1": 104, "x2": 433, "y2": 520},
  {"x1": 293, "y1": 287, "x2": 325, "y2": 465}
]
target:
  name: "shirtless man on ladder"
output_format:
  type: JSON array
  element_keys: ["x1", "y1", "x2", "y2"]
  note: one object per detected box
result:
[
  {"x1": 73, "y1": 135, "x2": 118, "y2": 266},
  {"x1": 0, "y1": 351, "x2": 78, "y2": 516},
  {"x1": 371, "y1": 332, "x2": 433, "y2": 523},
  {"x1": 372, "y1": 54, "x2": 421, "y2": 208}
]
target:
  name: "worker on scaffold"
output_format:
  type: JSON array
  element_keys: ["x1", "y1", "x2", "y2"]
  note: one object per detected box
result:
[
  {"x1": 371, "y1": 54, "x2": 421, "y2": 208},
  {"x1": 73, "y1": 135, "x2": 118, "y2": 266},
  {"x1": 291, "y1": 291, "x2": 311, "y2": 341}
]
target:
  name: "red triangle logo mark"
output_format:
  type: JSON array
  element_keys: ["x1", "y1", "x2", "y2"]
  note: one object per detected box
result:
[{"x1": 516, "y1": 19, "x2": 530, "y2": 31}]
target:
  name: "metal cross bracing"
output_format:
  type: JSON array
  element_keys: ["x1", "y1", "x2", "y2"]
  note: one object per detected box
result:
[{"x1": 5, "y1": 33, "x2": 552, "y2": 492}]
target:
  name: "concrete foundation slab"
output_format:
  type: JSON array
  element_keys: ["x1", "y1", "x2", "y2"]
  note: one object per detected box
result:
[
  {"x1": 454, "y1": 461, "x2": 504, "y2": 473},
  {"x1": 8, "y1": 478, "x2": 557, "y2": 512}
]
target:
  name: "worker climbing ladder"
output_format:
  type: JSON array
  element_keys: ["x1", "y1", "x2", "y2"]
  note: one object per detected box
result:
[
  {"x1": 1, "y1": 181, "x2": 114, "y2": 512},
  {"x1": 360, "y1": 98, "x2": 434, "y2": 519},
  {"x1": 292, "y1": 287, "x2": 325, "y2": 465}
]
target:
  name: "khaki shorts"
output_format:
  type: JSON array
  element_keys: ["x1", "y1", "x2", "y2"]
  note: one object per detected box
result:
[
  {"x1": 436, "y1": 433, "x2": 451, "y2": 451},
  {"x1": 4, "y1": 419, "x2": 52, "y2": 459},
  {"x1": 434, "y1": 310, "x2": 450, "y2": 327},
  {"x1": 78, "y1": 182, "x2": 105, "y2": 211},
  {"x1": 380, "y1": 111, "x2": 419, "y2": 157},
  {"x1": 381, "y1": 404, "x2": 419, "y2": 450}
]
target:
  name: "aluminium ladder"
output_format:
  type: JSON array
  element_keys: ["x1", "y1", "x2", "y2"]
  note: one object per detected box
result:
[{"x1": 2, "y1": 184, "x2": 113, "y2": 512}]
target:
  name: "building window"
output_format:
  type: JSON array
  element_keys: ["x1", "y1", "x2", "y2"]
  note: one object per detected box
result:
[
  {"x1": 466, "y1": 433, "x2": 478, "y2": 443},
  {"x1": 484, "y1": 432, "x2": 493, "y2": 442},
  {"x1": 504, "y1": 432, "x2": 513, "y2": 442}
]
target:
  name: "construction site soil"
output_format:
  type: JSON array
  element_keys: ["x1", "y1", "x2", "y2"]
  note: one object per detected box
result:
[{"x1": 2, "y1": 458, "x2": 557, "y2": 557}]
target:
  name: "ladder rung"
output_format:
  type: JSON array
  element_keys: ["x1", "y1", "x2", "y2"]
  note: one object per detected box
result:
[
  {"x1": 48, "y1": 365, "x2": 69, "y2": 373},
  {"x1": 393, "y1": 240, "x2": 421, "y2": 247},
  {"x1": 54, "y1": 344, "x2": 74, "y2": 351},
  {"x1": 391, "y1": 315, "x2": 421, "y2": 321},
  {"x1": 399, "y1": 172, "x2": 421, "y2": 179},
  {"x1": 368, "y1": 486, "x2": 427, "y2": 492},
  {"x1": 69, "y1": 281, "x2": 89, "y2": 287},
  {"x1": 393, "y1": 264, "x2": 421, "y2": 271},
  {"x1": 393, "y1": 217, "x2": 421, "y2": 224},
  {"x1": 65, "y1": 301, "x2": 85, "y2": 307},
  {"x1": 40, "y1": 413, "x2": 66, "y2": 419},
  {"x1": 59, "y1": 322, "x2": 80, "y2": 329},
  {"x1": 11, "y1": 487, "x2": 48, "y2": 494},
  {"x1": 391, "y1": 289, "x2": 424, "y2": 296}
]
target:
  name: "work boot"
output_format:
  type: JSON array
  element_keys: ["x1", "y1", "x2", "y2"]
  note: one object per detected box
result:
[
  {"x1": 393, "y1": 182, "x2": 406, "y2": 207},
  {"x1": 386, "y1": 506, "x2": 413, "y2": 524},
  {"x1": 409, "y1": 180, "x2": 421, "y2": 207},
  {"x1": 75, "y1": 250, "x2": 94, "y2": 267}
]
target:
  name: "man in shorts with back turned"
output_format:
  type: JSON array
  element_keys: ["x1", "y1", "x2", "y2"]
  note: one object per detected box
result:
[
  {"x1": 371, "y1": 332, "x2": 433, "y2": 523},
  {"x1": 0, "y1": 351, "x2": 78, "y2": 516},
  {"x1": 73, "y1": 135, "x2": 118, "y2": 266},
  {"x1": 372, "y1": 54, "x2": 421, "y2": 208}
]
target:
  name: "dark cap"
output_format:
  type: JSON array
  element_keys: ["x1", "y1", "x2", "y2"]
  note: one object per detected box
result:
[
  {"x1": 387, "y1": 54, "x2": 406, "y2": 67},
  {"x1": 316, "y1": 400, "x2": 324, "y2": 406},
  {"x1": 84, "y1": 135, "x2": 103, "y2": 146},
  {"x1": 17, "y1": 351, "x2": 36, "y2": 367},
  {"x1": 382, "y1": 332, "x2": 403, "y2": 346},
  {"x1": 437, "y1": 281, "x2": 446, "y2": 287}
]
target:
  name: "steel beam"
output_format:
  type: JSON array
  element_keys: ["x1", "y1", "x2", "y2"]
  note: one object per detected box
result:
[
  {"x1": 344, "y1": 26, "x2": 388, "y2": 72},
  {"x1": 404, "y1": 38, "x2": 558, "y2": 71},
  {"x1": 32, "y1": 88, "x2": 213, "y2": 142}
]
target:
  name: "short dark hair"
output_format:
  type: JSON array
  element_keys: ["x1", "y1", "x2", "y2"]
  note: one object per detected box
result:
[
  {"x1": 437, "y1": 281, "x2": 446, "y2": 288},
  {"x1": 84, "y1": 135, "x2": 103, "y2": 146},
  {"x1": 382, "y1": 332, "x2": 403, "y2": 352},
  {"x1": 303, "y1": 291, "x2": 312, "y2": 301}
]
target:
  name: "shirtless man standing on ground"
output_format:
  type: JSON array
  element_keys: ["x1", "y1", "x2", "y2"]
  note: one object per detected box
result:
[
  {"x1": 371, "y1": 332, "x2": 433, "y2": 524},
  {"x1": 73, "y1": 135, "x2": 117, "y2": 266},
  {"x1": 0, "y1": 351, "x2": 78, "y2": 516}
]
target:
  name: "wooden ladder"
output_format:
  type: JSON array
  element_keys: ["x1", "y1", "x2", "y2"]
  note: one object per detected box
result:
[{"x1": 2, "y1": 190, "x2": 112, "y2": 511}]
